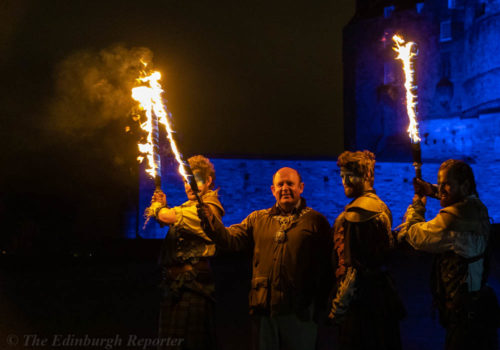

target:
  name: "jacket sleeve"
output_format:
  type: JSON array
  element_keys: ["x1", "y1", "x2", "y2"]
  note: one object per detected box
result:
[
  {"x1": 400, "y1": 199, "x2": 490, "y2": 257},
  {"x1": 399, "y1": 198, "x2": 456, "y2": 253},
  {"x1": 203, "y1": 212, "x2": 255, "y2": 252},
  {"x1": 329, "y1": 266, "x2": 357, "y2": 322},
  {"x1": 329, "y1": 219, "x2": 359, "y2": 322},
  {"x1": 173, "y1": 203, "x2": 223, "y2": 234}
]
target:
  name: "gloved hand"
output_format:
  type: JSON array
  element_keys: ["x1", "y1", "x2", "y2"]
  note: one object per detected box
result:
[
  {"x1": 151, "y1": 190, "x2": 167, "y2": 206},
  {"x1": 145, "y1": 190, "x2": 167, "y2": 218},
  {"x1": 197, "y1": 203, "x2": 214, "y2": 231},
  {"x1": 413, "y1": 178, "x2": 438, "y2": 198},
  {"x1": 397, "y1": 194, "x2": 427, "y2": 242}
]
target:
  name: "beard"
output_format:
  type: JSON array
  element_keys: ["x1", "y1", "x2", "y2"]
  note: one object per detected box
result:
[
  {"x1": 344, "y1": 188, "x2": 354, "y2": 198},
  {"x1": 343, "y1": 185, "x2": 360, "y2": 198},
  {"x1": 440, "y1": 195, "x2": 454, "y2": 207}
]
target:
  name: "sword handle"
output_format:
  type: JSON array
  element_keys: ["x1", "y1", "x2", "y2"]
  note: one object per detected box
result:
[
  {"x1": 154, "y1": 175, "x2": 162, "y2": 191},
  {"x1": 413, "y1": 162, "x2": 422, "y2": 180},
  {"x1": 411, "y1": 142, "x2": 422, "y2": 180}
]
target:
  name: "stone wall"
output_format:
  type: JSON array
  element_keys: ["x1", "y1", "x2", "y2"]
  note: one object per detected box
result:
[
  {"x1": 129, "y1": 157, "x2": 499, "y2": 239},
  {"x1": 421, "y1": 112, "x2": 500, "y2": 163},
  {"x1": 344, "y1": 0, "x2": 500, "y2": 163}
]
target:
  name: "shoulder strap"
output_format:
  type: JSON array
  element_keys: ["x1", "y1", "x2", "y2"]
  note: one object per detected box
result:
[{"x1": 344, "y1": 192, "x2": 391, "y2": 223}]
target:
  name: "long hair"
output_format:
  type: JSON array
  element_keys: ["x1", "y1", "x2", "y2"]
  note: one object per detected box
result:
[{"x1": 439, "y1": 159, "x2": 478, "y2": 197}]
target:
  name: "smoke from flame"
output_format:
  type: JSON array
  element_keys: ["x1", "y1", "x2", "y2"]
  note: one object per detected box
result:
[
  {"x1": 47, "y1": 45, "x2": 153, "y2": 139},
  {"x1": 393, "y1": 35, "x2": 420, "y2": 143}
]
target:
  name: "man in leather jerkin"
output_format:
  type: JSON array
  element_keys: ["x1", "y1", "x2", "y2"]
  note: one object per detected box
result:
[{"x1": 331, "y1": 150, "x2": 404, "y2": 350}]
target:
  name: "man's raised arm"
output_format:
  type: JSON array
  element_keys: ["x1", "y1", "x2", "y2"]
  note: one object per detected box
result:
[{"x1": 198, "y1": 203, "x2": 253, "y2": 251}]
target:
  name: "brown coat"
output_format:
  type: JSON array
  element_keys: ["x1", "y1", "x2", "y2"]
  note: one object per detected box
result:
[{"x1": 206, "y1": 199, "x2": 331, "y2": 319}]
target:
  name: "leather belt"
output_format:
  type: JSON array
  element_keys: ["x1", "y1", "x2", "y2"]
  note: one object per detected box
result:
[{"x1": 166, "y1": 259, "x2": 211, "y2": 278}]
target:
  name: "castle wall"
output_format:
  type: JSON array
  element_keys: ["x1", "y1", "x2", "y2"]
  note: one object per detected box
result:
[
  {"x1": 343, "y1": 6, "x2": 438, "y2": 157},
  {"x1": 421, "y1": 113, "x2": 500, "y2": 163},
  {"x1": 463, "y1": 11, "x2": 500, "y2": 114},
  {"x1": 130, "y1": 157, "x2": 500, "y2": 239},
  {"x1": 344, "y1": 0, "x2": 500, "y2": 164}
]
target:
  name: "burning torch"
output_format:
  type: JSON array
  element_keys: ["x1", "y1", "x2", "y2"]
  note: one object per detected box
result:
[
  {"x1": 393, "y1": 34, "x2": 422, "y2": 179},
  {"x1": 131, "y1": 72, "x2": 165, "y2": 190},
  {"x1": 150, "y1": 103, "x2": 162, "y2": 190},
  {"x1": 131, "y1": 68, "x2": 206, "y2": 225}
]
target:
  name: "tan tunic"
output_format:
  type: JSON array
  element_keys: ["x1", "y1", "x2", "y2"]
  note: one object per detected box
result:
[{"x1": 400, "y1": 195, "x2": 490, "y2": 292}]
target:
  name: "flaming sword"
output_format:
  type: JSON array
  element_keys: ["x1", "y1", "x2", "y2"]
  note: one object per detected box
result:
[
  {"x1": 131, "y1": 69, "x2": 204, "y2": 206},
  {"x1": 393, "y1": 35, "x2": 422, "y2": 179}
]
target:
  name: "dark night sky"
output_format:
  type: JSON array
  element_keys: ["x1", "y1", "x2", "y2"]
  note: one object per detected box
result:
[{"x1": 0, "y1": 0, "x2": 355, "y2": 242}]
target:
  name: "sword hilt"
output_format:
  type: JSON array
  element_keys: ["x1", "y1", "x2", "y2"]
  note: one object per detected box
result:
[{"x1": 411, "y1": 142, "x2": 422, "y2": 180}]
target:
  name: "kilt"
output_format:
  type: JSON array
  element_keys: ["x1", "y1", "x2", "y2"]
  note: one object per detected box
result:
[{"x1": 158, "y1": 289, "x2": 216, "y2": 350}]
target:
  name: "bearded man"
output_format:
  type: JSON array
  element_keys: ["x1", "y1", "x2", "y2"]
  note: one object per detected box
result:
[
  {"x1": 330, "y1": 150, "x2": 404, "y2": 350},
  {"x1": 398, "y1": 159, "x2": 499, "y2": 350}
]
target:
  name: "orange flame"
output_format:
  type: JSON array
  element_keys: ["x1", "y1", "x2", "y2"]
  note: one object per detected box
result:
[
  {"x1": 131, "y1": 68, "x2": 189, "y2": 183},
  {"x1": 393, "y1": 34, "x2": 420, "y2": 143}
]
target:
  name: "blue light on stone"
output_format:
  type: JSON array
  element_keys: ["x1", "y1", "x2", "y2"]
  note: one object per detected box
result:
[{"x1": 127, "y1": 158, "x2": 497, "y2": 239}]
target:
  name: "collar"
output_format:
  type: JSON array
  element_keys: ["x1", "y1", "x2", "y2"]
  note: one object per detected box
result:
[
  {"x1": 270, "y1": 197, "x2": 307, "y2": 216},
  {"x1": 348, "y1": 189, "x2": 376, "y2": 203},
  {"x1": 185, "y1": 189, "x2": 218, "y2": 205}
]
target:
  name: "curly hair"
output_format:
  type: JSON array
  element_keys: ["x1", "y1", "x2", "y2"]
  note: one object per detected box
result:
[
  {"x1": 337, "y1": 150, "x2": 376, "y2": 186},
  {"x1": 188, "y1": 155, "x2": 216, "y2": 189},
  {"x1": 439, "y1": 159, "x2": 478, "y2": 196}
]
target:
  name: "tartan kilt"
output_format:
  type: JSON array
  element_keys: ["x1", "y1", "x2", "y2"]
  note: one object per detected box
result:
[{"x1": 158, "y1": 289, "x2": 216, "y2": 350}]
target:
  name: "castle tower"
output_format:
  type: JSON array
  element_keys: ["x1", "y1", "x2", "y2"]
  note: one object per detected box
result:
[{"x1": 343, "y1": 0, "x2": 500, "y2": 164}]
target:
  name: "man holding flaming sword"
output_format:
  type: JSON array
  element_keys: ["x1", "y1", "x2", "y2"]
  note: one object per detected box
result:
[
  {"x1": 398, "y1": 159, "x2": 499, "y2": 350},
  {"x1": 148, "y1": 155, "x2": 224, "y2": 350}
]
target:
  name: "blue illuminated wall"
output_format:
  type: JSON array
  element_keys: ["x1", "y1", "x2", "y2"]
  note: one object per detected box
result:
[
  {"x1": 343, "y1": 0, "x2": 500, "y2": 164},
  {"x1": 126, "y1": 1, "x2": 500, "y2": 238},
  {"x1": 127, "y1": 158, "x2": 497, "y2": 239}
]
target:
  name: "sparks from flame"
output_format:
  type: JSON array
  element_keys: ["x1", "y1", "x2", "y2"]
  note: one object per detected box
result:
[
  {"x1": 131, "y1": 69, "x2": 189, "y2": 183},
  {"x1": 393, "y1": 34, "x2": 421, "y2": 143}
]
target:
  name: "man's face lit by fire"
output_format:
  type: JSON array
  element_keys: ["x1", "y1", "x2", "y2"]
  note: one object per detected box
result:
[
  {"x1": 437, "y1": 168, "x2": 467, "y2": 207},
  {"x1": 271, "y1": 168, "x2": 304, "y2": 212},
  {"x1": 184, "y1": 171, "x2": 211, "y2": 201},
  {"x1": 340, "y1": 167, "x2": 364, "y2": 198}
]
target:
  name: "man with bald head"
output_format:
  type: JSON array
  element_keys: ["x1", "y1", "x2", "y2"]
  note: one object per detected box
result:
[{"x1": 198, "y1": 167, "x2": 331, "y2": 350}]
